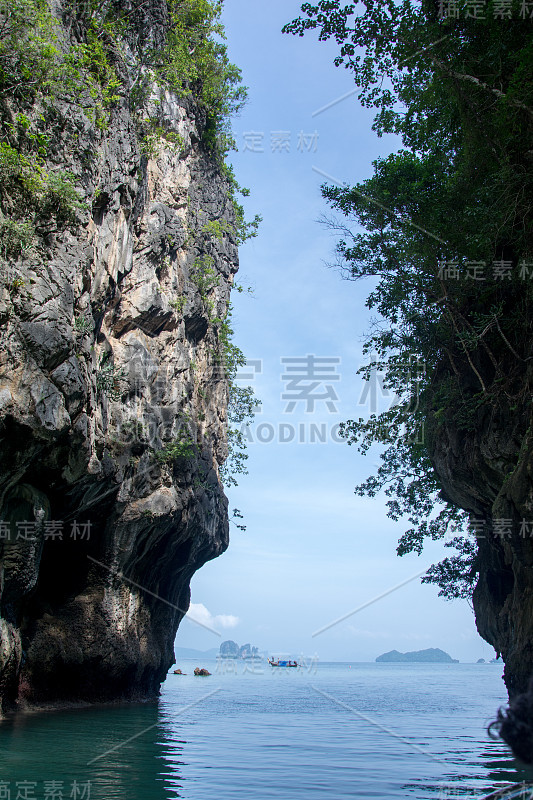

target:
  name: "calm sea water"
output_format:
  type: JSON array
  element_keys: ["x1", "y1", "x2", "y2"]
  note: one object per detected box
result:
[{"x1": 1, "y1": 661, "x2": 532, "y2": 799}]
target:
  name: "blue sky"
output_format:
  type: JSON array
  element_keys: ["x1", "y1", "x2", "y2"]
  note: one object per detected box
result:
[{"x1": 175, "y1": 0, "x2": 498, "y2": 664}]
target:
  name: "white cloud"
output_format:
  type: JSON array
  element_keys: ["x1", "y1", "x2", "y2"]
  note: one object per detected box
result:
[
  {"x1": 186, "y1": 602, "x2": 239, "y2": 630},
  {"x1": 216, "y1": 615, "x2": 240, "y2": 629}
]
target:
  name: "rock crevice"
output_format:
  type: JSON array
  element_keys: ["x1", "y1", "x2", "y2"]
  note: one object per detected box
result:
[{"x1": 0, "y1": 1, "x2": 238, "y2": 712}]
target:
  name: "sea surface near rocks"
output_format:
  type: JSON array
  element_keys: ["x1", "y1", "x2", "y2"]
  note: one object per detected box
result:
[{"x1": 1, "y1": 661, "x2": 532, "y2": 799}]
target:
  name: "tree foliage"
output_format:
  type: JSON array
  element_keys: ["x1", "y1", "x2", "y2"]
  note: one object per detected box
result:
[
  {"x1": 213, "y1": 307, "x2": 259, "y2": 488},
  {"x1": 0, "y1": 0, "x2": 64, "y2": 103},
  {"x1": 163, "y1": 0, "x2": 247, "y2": 148},
  {"x1": 284, "y1": 0, "x2": 533, "y2": 598},
  {"x1": 0, "y1": 0, "x2": 249, "y2": 254}
]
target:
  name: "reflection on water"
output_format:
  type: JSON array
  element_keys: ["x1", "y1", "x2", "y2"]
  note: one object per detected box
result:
[
  {"x1": 1, "y1": 663, "x2": 532, "y2": 799},
  {"x1": 481, "y1": 745, "x2": 533, "y2": 794},
  {"x1": 0, "y1": 703, "x2": 184, "y2": 800}
]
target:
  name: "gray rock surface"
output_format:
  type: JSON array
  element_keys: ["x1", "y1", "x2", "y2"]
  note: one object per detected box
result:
[
  {"x1": 0, "y1": 2, "x2": 239, "y2": 712},
  {"x1": 428, "y1": 387, "x2": 533, "y2": 696}
]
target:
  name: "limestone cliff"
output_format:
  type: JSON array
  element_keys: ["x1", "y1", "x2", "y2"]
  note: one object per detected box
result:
[
  {"x1": 428, "y1": 373, "x2": 533, "y2": 697},
  {"x1": 0, "y1": 0, "x2": 241, "y2": 711}
]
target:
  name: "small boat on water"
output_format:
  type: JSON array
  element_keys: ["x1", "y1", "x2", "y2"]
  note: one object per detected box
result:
[{"x1": 268, "y1": 659, "x2": 298, "y2": 668}]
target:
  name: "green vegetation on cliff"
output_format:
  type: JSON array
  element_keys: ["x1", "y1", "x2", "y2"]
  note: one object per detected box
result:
[
  {"x1": 0, "y1": 0, "x2": 256, "y2": 243},
  {"x1": 0, "y1": 0, "x2": 259, "y2": 488},
  {"x1": 284, "y1": 1, "x2": 533, "y2": 600},
  {"x1": 0, "y1": 0, "x2": 258, "y2": 710}
]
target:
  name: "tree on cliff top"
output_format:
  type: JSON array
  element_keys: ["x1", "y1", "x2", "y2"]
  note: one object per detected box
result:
[{"x1": 284, "y1": 1, "x2": 533, "y2": 599}]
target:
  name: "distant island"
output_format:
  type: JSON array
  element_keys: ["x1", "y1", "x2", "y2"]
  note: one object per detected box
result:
[
  {"x1": 219, "y1": 640, "x2": 260, "y2": 659},
  {"x1": 376, "y1": 648, "x2": 459, "y2": 663}
]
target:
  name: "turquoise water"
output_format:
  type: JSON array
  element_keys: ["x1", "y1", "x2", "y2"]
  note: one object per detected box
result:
[{"x1": 1, "y1": 661, "x2": 532, "y2": 799}]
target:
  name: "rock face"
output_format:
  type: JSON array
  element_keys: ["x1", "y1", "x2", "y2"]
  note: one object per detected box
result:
[
  {"x1": 219, "y1": 640, "x2": 239, "y2": 658},
  {"x1": 428, "y1": 390, "x2": 533, "y2": 697},
  {"x1": 218, "y1": 640, "x2": 259, "y2": 658},
  {"x1": 0, "y1": 2, "x2": 239, "y2": 711}
]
